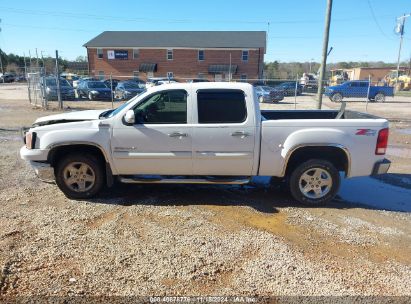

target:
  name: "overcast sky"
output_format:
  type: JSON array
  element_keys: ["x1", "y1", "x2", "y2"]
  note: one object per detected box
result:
[{"x1": 0, "y1": 0, "x2": 410, "y2": 63}]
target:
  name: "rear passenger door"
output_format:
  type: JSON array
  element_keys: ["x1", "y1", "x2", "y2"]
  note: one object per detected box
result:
[{"x1": 191, "y1": 89, "x2": 256, "y2": 176}]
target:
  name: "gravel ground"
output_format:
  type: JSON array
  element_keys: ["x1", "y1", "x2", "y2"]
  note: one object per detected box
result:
[{"x1": 0, "y1": 84, "x2": 410, "y2": 298}]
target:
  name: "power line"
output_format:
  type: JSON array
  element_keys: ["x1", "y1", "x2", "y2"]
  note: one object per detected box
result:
[
  {"x1": 0, "y1": 6, "x2": 396, "y2": 25},
  {"x1": 366, "y1": 0, "x2": 396, "y2": 41}
]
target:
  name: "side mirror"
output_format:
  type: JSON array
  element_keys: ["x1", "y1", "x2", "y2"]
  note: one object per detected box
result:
[{"x1": 124, "y1": 110, "x2": 135, "y2": 124}]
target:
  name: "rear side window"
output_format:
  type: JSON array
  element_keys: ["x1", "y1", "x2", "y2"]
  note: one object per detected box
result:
[{"x1": 197, "y1": 90, "x2": 247, "y2": 123}]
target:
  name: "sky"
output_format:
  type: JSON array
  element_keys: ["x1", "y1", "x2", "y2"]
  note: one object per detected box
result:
[{"x1": 0, "y1": 0, "x2": 410, "y2": 63}]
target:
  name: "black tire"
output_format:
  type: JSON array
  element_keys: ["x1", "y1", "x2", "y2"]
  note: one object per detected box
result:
[
  {"x1": 55, "y1": 153, "x2": 105, "y2": 199},
  {"x1": 331, "y1": 93, "x2": 343, "y2": 102},
  {"x1": 288, "y1": 159, "x2": 340, "y2": 206}
]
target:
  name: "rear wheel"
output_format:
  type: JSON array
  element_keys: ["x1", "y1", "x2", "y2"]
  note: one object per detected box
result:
[
  {"x1": 289, "y1": 159, "x2": 340, "y2": 206},
  {"x1": 55, "y1": 154, "x2": 104, "y2": 199},
  {"x1": 374, "y1": 92, "x2": 385, "y2": 103},
  {"x1": 331, "y1": 93, "x2": 343, "y2": 102}
]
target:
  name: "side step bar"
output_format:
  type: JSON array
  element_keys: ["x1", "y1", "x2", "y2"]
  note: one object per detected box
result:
[{"x1": 119, "y1": 176, "x2": 251, "y2": 185}]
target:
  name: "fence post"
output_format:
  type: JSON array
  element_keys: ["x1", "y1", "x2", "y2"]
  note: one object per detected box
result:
[
  {"x1": 55, "y1": 50, "x2": 62, "y2": 110},
  {"x1": 366, "y1": 74, "x2": 371, "y2": 112},
  {"x1": 110, "y1": 73, "x2": 114, "y2": 109},
  {"x1": 294, "y1": 74, "x2": 299, "y2": 109}
]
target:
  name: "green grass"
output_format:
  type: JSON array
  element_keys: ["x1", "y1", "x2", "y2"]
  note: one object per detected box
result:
[{"x1": 395, "y1": 91, "x2": 411, "y2": 97}]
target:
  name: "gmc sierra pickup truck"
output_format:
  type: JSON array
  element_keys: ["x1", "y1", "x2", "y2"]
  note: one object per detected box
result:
[{"x1": 20, "y1": 83, "x2": 391, "y2": 205}]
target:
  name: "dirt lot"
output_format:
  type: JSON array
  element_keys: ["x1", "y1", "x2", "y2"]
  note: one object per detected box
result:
[{"x1": 0, "y1": 84, "x2": 410, "y2": 299}]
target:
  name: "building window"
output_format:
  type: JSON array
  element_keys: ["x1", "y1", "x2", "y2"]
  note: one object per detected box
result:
[
  {"x1": 98, "y1": 71, "x2": 105, "y2": 80},
  {"x1": 198, "y1": 50, "x2": 205, "y2": 61},
  {"x1": 97, "y1": 48, "x2": 103, "y2": 59},
  {"x1": 167, "y1": 72, "x2": 174, "y2": 79},
  {"x1": 242, "y1": 50, "x2": 249, "y2": 62},
  {"x1": 198, "y1": 73, "x2": 205, "y2": 79},
  {"x1": 167, "y1": 49, "x2": 173, "y2": 60},
  {"x1": 133, "y1": 49, "x2": 139, "y2": 59},
  {"x1": 133, "y1": 71, "x2": 140, "y2": 78},
  {"x1": 240, "y1": 74, "x2": 247, "y2": 82}
]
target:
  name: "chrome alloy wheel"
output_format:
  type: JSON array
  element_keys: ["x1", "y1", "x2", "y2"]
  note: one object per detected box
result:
[
  {"x1": 298, "y1": 168, "x2": 332, "y2": 199},
  {"x1": 63, "y1": 162, "x2": 96, "y2": 192}
]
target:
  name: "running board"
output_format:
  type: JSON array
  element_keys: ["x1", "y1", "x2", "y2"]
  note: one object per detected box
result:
[{"x1": 119, "y1": 176, "x2": 251, "y2": 185}]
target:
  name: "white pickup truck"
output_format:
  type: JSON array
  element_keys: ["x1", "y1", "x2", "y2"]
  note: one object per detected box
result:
[{"x1": 20, "y1": 82, "x2": 391, "y2": 205}]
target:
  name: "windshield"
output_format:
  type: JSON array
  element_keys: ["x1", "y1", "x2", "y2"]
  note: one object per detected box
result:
[
  {"x1": 88, "y1": 81, "x2": 108, "y2": 89},
  {"x1": 124, "y1": 82, "x2": 141, "y2": 89},
  {"x1": 45, "y1": 78, "x2": 71, "y2": 87},
  {"x1": 102, "y1": 89, "x2": 147, "y2": 119}
]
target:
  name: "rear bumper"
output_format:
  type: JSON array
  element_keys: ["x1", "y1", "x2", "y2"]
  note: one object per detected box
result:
[
  {"x1": 372, "y1": 158, "x2": 391, "y2": 175},
  {"x1": 30, "y1": 161, "x2": 55, "y2": 183}
]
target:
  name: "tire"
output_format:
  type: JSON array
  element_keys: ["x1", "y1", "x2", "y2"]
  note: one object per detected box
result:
[
  {"x1": 374, "y1": 92, "x2": 385, "y2": 103},
  {"x1": 55, "y1": 153, "x2": 105, "y2": 199},
  {"x1": 88, "y1": 92, "x2": 94, "y2": 101},
  {"x1": 289, "y1": 159, "x2": 340, "y2": 206},
  {"x1": 331, "y1": 93, "x2": 343, "y2": 102}
]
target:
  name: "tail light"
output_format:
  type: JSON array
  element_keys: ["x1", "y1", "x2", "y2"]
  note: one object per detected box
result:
[{"x1": 375, "y1": 128, "x2": 389, "y2": 155}]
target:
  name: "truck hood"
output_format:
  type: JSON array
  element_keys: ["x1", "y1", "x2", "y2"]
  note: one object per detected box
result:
[{"x1": 34, "y1": 109, "x2": 109, "y2": 126}]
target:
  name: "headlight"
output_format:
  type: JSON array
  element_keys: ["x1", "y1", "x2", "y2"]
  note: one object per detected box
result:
[
  {"x1": 25, "y1": 132, "x2": 37, "y2": 149},
  {"x1": 90, "y1": 90, "x2": 99, "y2": 94}
]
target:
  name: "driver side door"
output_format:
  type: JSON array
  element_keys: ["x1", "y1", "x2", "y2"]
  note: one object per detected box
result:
[{"x1": 111, "y1": 89, "x2": 192, "y2": 175}]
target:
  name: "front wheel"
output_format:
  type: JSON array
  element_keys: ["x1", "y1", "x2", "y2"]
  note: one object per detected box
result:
[
  {"x1": 331, "y1": 93, "x2": 343, "y2": 102},
  {"x1": 55, "y1": 154, "x2": 105, "y2": 199},
  {"x1": 289, "y1": 159, "x2": 340, "y2": 206}
]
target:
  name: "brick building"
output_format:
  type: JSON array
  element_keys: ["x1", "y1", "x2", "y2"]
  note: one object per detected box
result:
[{"x1": 83, "y1": 31, "x2": 266, "y2": 82}]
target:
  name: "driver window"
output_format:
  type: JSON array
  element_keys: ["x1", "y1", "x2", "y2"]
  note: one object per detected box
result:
[{"x1": 133, "y1": 90, "x2": 187, "y2": 124}]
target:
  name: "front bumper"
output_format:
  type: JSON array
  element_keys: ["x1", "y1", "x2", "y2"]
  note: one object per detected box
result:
[
  {"x1": 372, "y1": 158, "x2": 391, "y2": 175},
  {"x1": 30, "y1": 161, "x2": 55, "y2": 183}
]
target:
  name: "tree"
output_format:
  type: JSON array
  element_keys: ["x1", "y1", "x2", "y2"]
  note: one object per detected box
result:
[{"x1": 75, "y1": 56, "x2": 87, "y2": 62}]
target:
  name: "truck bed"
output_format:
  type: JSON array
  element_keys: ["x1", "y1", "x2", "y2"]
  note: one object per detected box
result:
[{"x1": 261, "y1": 110, "x2": 380, "y2": 120}]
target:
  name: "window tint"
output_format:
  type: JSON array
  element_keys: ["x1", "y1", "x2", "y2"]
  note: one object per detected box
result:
[
  {"x1": 134, "y1": 90, "x2": 187, "y2": 124},
  {"x1": 197, "y1": 90, "x2": 247, "y2": 124}
]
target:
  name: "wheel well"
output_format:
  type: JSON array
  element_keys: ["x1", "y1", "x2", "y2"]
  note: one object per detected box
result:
[
  {"x1": 285, "y1": 146, "x2": 349, "y2": 177},
  {"x1": 48, "y1": 144, "x2": 106, "y2": 168}
]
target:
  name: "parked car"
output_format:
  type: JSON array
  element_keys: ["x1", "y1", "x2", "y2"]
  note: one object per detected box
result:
[
  {"x1": 15, "y1": 75, "x2": 27, "y2": 82},
  {"x1": 103, "y1": 79, "x2": 120, "y2": 90},
  {"x1": 274, "y1": 82, "x2": 303, "y2": 96},
  {"x1": 300, "y1": 73, "x2": 318, "y2": 92},
  {"x1": 255, "y1": 86, "x2": 284, "y2": 103},
  {"x1": 40, "y1": 77, "x2": 75, "y2": 101},
  {"x1": 187, "y1": 79, "x2": 210, "y2": 83},
  {"x1": 325, "y1": 81, "x2": 394, "y2": 102},
  {"x1": 0, "y1": 73, "x2": 16, "y2": 83},
  {"x1": 114, "y1": 81, "x2": 145, "y2": 100},
  {"x1": 146, "y1": 77, "x2": 177, "y2": 88},
  {"x1": 60, "y1": 73, "x2": 80, "y2": 86},
  {"x1": 21, "y1": 83, "x2": 390, "y2": 206},
  {"x1": 76, "y1": 80, "x2": 112, "y2": 101},
  {"x1": 73, "y1": 77, "x2": 98, "y2": 89}
]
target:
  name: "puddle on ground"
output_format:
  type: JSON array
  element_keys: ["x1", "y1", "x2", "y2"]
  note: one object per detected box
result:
[
  {"x1": 386, "y1": 146, "x2": 411, "y2": 158},
  {"x1": 396, "y1": 128, "x2": 411, "y2": 135}
]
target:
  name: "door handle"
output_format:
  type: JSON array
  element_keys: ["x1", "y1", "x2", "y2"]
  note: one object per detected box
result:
[
  {"x1": 168, "y1": 132, "x2": 188, "y2": 138},
  {"x1": 231, "y1": 131, "x2": 250, "y2": 138}
]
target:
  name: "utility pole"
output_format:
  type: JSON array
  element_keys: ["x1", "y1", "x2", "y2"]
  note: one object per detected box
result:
[
  {"x1": 55, "y1": 50, "x2": 62, "y2": 110},
  {"x1": 316, "y1": 0, "x2": 333, "y2": 109},
  {"x1": 395, "y1": 13, "x2": 410, "y2": 90},
  {"x1": 40, "y1": 51, "x2": 45, "y2": 75},
  {"x1": 0, "y1": 19, "x2": 4, "y2": 77}
]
